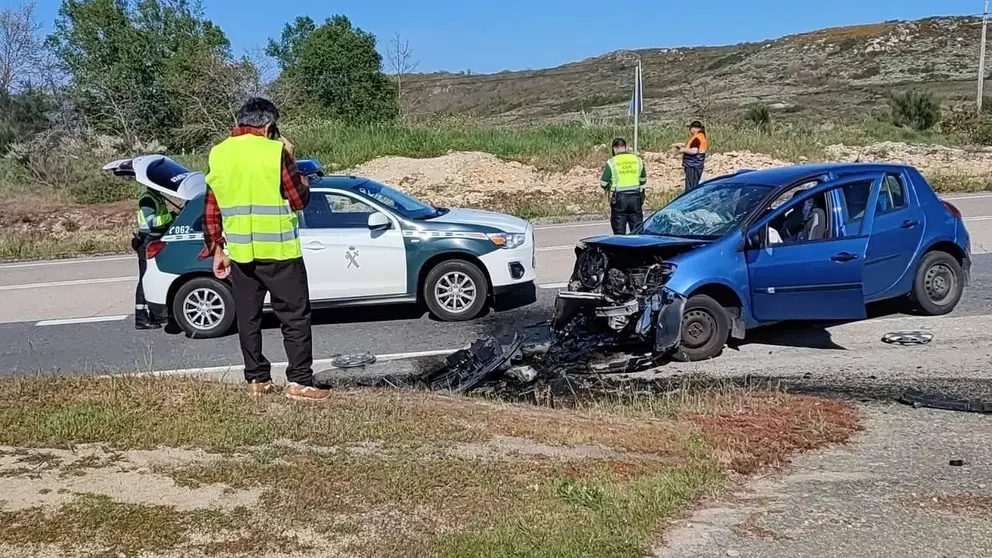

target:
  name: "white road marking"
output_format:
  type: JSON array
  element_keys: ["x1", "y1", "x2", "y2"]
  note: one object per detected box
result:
[
  {"x1": 35, "y1": 315, "x2": 129, "y2": 327},
  {"x1": 964, "y1": 215, "x2": 992, "y2": 222},
  {"x1": 102, "y1": 348, "x2": 461, "y2": 379},
  {"x1": 0, "y1": 276, "x2": 137, "y2": 292},
  {"x1": 0, "y1": 255, "x2": 132, "y2": 270},
  {"x1": 943, "y1": 193, "x2": 992, "y2": 201},
  {"x1": 539, "y1": 282, "x2": 569, "y2": 289}
]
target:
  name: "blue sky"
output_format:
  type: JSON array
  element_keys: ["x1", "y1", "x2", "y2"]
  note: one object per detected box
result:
[{"x1": 8, "y1": 0, "x2": 982, "y2": 73}]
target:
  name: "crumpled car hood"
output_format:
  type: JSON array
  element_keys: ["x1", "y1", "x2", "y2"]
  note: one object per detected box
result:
[{"x1": 581, "y1": 235, "x2": 709, "y2": 250}]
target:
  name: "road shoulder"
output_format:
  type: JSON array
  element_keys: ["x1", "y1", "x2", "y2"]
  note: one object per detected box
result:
[{"x1": 655, "y1": 403, "x2": 992, "y2": 558}]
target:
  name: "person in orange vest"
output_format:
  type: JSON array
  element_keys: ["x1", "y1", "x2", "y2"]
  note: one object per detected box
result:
[{"x1": 676, "y1": 120, "x2": 708, "y2": 191}]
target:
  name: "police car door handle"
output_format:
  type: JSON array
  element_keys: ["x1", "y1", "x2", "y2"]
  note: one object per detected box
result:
[
  {"x1": 304, "y1": 241, "x2": 326, "y2": 251},
  {"x1": 901, "y1": 219, "x2": 918, "y2": 229}
]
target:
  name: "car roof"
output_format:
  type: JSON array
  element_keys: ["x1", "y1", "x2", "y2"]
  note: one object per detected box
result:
[{"x1": 715, "y1": 163, "x2": 913, "y2": 188}]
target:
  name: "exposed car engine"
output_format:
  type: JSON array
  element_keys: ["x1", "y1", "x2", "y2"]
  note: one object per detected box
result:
[{"x1": 551, "y1": 243, "x2": 690, "y2": 355}]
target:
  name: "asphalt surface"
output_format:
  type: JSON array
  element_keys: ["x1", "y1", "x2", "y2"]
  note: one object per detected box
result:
[
  {"x1": 657, "y1": 404, "x2": 992, "y2": 558},
  {"x1": 1, "y1": 193, "x2": 991, "y2": 376}
]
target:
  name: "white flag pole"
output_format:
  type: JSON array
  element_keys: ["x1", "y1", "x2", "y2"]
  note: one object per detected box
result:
[{"x1": 633, "y1": 60, "x2": 641, "y2": 153}]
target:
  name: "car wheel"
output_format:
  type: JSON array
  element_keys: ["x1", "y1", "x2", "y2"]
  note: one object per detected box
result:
[
  {"x1": 910, "y1": 251, "x2": 964, "y2": 316},
  {"x1": 172, "y1": 277, "x2": 236, "y2": 339},
  {"x1": 424, "y1": 260, "x2": 489, "y2": 322},
  {"x1": 672, "y1": 294, "x2": 730, "y2": 362}
]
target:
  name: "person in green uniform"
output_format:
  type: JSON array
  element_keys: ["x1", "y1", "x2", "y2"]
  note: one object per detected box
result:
[
  {"x1": 600, "y1": 138, "x2": 648, "y2": 235},
  {"x1": 133, "y1": 186, "x2": 174, "y2": 329}
]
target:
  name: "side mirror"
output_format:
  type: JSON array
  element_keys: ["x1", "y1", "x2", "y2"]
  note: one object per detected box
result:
[
  {"x1": 368, "y1": 212, "x2": 391, "y2": 230},
  {"x1": 743, "y1": 229, "x2": 763, "y2": 251}
]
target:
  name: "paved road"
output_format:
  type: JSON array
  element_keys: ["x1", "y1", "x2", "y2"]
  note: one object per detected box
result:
[{"x1": 1, "y1": 193, "x2": 991, "y2": 375}]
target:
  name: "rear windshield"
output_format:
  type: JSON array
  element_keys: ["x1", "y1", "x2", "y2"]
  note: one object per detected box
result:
[{"x1": 175, "y1": 196, "x2": 204, "y2": 232}]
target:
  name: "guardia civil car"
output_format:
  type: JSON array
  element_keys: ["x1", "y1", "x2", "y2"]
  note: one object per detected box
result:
[{"x1": 105, "y1": 156, "x2": 536, "y2": 338}]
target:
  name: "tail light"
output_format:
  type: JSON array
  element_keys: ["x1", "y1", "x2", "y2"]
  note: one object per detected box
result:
[
  {"x1": 943, "y1": 201, "x2": 962, "y2": 220},
  {"x1": 146, "y1": 239, "x2": 166, "y2": 259}
]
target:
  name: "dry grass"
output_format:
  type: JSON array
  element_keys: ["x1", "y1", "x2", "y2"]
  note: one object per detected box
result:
[{"x1": 0, "y1": 375, "x2": 859, "y2": 557}]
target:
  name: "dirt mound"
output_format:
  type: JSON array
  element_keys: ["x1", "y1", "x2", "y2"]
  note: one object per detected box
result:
[
  {"x1": 824, "y1": 141, "x2": 992, "y2": 177},
  {"x1": 0, "y1": 198, "x2": 132, "y2": 238},
  {"x1": 348, "y1": 150, "x2": 791, "y2": 209}
]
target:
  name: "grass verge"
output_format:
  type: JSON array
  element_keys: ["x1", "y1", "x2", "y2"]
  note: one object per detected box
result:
[
  {"x1": 0, "y1": 231, "x2": 131, "y2": 261},
  {"x1": 0, "y1": 375, "x2": 858, "y2": 557}
]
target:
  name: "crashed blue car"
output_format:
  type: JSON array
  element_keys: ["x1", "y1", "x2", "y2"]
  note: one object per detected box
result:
[{"x1": 552, "y1": 163, "x2": 971, "y2": 361}]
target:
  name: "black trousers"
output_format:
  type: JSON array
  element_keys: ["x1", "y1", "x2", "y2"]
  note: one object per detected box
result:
[
  {"x1": 133, "y1": 234, "x2": 149, "y2": 313},
  {"x1": 230, "y1": 258, "x2": 315, "y2": 386},
  {"x1": 610, "y1": 191, "x2": 644, "y2": 235},
  {"x1": 684, "y1": 165, "x2": 704, "y2": 192}
]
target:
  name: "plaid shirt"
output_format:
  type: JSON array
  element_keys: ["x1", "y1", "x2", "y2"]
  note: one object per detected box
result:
[{"x1": 198, "y1": 126, "x2": 310, "y2": 260}]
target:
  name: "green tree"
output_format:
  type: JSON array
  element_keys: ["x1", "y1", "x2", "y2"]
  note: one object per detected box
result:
[
  {"x1": 0, "y1": 86, "x2": 53, "y2": 154},
  {"x1": 48, "y1": 0, "x2": 254, "y2": 146},
  {"x1": 269, "y1": 15, "x2": 397, "y2": 123},
  {"x1": 265, "y1": 16, "x2": 317, "y2": 71}
]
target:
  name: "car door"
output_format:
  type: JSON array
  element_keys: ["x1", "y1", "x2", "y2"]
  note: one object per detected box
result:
[
  {"x1": 298, "y1": 190, "x2": 408, "y2": 300},
  {"x1": 744, "y1": 173, "x2": 884, "y2": 322},
  {"x1": 861, "y1": 172, "x2": 925, "y2": 299}
]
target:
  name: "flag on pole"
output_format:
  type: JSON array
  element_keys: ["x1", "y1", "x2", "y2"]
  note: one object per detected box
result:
[{"x1": 628, "y1": 65, "x2": 643, "y2": 117}]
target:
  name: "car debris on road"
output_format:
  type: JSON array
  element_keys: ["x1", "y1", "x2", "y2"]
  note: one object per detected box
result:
[{"x1": 881, "y1": 331, "x2": 934, "y2": 345}]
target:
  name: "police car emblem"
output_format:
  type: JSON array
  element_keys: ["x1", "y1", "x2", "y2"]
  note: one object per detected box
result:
[{"x1": 345, "y1": 246, "x2": 360, "y2": 269}]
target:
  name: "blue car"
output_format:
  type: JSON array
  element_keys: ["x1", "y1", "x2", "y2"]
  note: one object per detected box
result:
[{"x1": 552, "y1": 163, "x2": 971, "y2": 362}]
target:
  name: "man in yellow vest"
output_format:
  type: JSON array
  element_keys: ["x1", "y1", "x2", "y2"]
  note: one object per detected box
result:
[
  {"x1": 200, "y1": 98, "x2": 329, "y2": 401},
  {"x1": 600, "y1": 137, "x2": 648, "y2": 235},
  {"x1": 134, "y1": 186, "x2": 174, "y2": 329}
]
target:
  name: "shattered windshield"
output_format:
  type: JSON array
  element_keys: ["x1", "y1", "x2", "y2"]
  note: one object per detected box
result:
[{"x1": 642, "y1": 182, "x2": 773, "y2": 239}]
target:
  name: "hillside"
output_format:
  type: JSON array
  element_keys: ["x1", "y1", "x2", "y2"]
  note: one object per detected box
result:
[{"x1": 403, "y1": 16, "x2": 982, "y2": 125}]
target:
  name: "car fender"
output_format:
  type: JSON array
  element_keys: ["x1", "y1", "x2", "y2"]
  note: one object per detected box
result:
[
  {"x1": 408, "y1": 239, "x2": 499, "y2": 295},
  {"x1": 664, "y1": 239, "x2": 755, "y2": 332}
]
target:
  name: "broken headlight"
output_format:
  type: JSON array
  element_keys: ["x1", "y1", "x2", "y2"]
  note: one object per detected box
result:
[
  {"x1": 487, "y1": 232, "x2": 526, "y2": 250},
  {"x1": 576, "y1": 246, "x2": 609, "y2": 289}
]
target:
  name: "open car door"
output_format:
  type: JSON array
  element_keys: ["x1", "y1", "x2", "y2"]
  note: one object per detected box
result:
[
  {"x1": 102, "y1": 155, "x2": 206, "y2": 201},
  {"x1": 744, "y1": 172, "x2": 884, "y2": 322}
]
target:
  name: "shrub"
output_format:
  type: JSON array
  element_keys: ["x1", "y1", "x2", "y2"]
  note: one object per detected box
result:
[
  {"x1": 744, "y1": 104, "x2": 772, "y2": 133},
  {"x1": 890, "y1": 90, "x2": 940, "y2": 131}
]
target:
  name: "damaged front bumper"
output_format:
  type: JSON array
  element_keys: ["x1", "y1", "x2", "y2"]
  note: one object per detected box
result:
[{"x1": 551, "y1": 287, "x2": 687, "y2": 355}]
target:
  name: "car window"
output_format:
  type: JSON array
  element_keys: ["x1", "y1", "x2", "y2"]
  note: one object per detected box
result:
[
  {"x1": 769, "y1": 179, "x2": 821, "y2": 210},
  {"x1": 764, "y1": 181, "x2": 871, "y2": 246},
  {"x1": 303, "y1": 193, "x2": 377, "y2": 229},
  {"x1": 876, "y1": 174, "x2": 908, "y2": 215},
  {"x1": 841, "y1": 180, "x2": 872, "y2": 235}
]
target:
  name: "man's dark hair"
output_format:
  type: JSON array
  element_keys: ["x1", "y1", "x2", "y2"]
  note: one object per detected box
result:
[
  {"x1": 612, "y1": 138, "x2": 627, "y2": 150},
  {"x1": 236, "y1": 97, "x2": 280, "y2": 128}
]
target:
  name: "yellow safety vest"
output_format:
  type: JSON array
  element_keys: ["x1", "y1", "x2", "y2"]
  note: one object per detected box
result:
[
  {"x1": 136, "y1": 189, "x2": 173, "y2": 234},
  {"x1": 205, "y1": 135, "x2": 302, "y2": 263},
  {"x1": 608, "y1": 153, "x2": 644, "y2": 193}
]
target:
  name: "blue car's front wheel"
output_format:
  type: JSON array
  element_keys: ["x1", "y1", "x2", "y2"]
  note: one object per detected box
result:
[{"x1": 672, "y1": 294, "x2": 731, "y2": 362}]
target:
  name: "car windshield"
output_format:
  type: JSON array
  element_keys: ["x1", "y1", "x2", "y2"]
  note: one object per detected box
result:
[
  {"x1": 349, "y1": 180, "x2": 440, "y2": 220},
  {"x1": 642, "y1": 182, "x2": 773, "y2": 238}
]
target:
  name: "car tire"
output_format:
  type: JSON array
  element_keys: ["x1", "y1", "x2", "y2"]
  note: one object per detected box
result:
[
  {"x1": 172, "y1": 277, "x2": 236, "y2": 339},
  {"x1": 909, "y1": 251, "x2": 964, "y2": 316},
  {"x1": 672, "y1": 294, "x2": 731, "y2": 362},
  {"x1": 424, "y1": 260, "x2": 489, "y2": 322}
]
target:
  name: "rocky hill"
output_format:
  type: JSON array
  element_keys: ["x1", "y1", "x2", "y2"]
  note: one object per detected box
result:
[{"x1": 403, "y1": 17, "x2": 982, "y2": 125}]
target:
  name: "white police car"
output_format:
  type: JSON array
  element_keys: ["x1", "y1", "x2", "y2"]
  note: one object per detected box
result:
[{"x1": 105, "y1": 156, "x2": 537, "y2": 338}]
